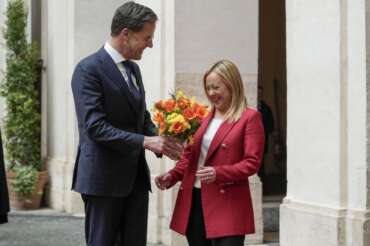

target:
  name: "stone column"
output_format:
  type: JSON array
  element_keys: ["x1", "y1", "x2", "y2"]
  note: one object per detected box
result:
[
  {"x1": 281, "y1": 1, "x2": 370, "y2": 245},
  {"x1": 42, "y1": 0, "x2": 79, "y2": 213}
]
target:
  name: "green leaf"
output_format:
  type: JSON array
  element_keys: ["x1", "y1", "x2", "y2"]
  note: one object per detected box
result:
[{"x1": 1, "y1": 0, "x2": 42, "y2": 178}]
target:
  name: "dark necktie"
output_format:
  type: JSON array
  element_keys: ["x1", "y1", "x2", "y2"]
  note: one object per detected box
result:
[{"x1": 122, "y1": 61, "x2": 141, "y2": 101}]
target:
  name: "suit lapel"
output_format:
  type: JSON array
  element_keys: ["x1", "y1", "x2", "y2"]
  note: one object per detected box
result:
[
  {"x1": 128, "y1": 61, "x2": 145, "y2": 112},
  {"x1": 97, "y1": 48, "x2": 139, "y2": 114},
  {"x1": 128, "y1": 61, "x2": 147, "y2": 132}
]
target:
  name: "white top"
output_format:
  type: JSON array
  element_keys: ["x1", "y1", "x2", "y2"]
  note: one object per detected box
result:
[
  {"x1": 194, "y1": 118, "x2": 223, "y2": 188},
  {"x1": 103, "y1": 42, "x2": 139, "y2": 90}
]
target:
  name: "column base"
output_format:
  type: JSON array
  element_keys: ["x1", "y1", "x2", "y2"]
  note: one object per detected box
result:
[{"x1": 280, "y1": 198, "x2": 370, "y2": 246}]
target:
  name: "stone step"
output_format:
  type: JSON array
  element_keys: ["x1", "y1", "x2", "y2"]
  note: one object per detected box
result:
[
  {"x1": 263, "y1": 198, "x2": 281, "y2": 232},
  {"x1": 263, "y1": 232, "x2": 279, "y2": 245}
]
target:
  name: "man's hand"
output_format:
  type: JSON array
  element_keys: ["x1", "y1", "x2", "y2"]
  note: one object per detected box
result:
[
  {"x1": 155, "y1": 173, "x2": 173, "y2": 190},
  {"x1": 143, "y1": 136, "x2": 183, "y2": 160}
]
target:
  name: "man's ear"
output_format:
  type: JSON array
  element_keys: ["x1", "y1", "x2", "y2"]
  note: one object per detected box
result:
[{"x1": 120, "y1": 28, "x2": 130, "y2": 40}]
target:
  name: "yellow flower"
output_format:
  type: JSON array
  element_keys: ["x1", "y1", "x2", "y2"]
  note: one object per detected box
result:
[
  {"x1": 176, "y1": 90, "x2": 185, "y2": 99},
  {"x1": 187, "y1": 135, "x2": 194, "y2": 144},
  {"x1": 167, "y1": 113, "x2": 186, "y2": 124},
  {"x1": 190, "y1": 96, "x2": 196, "y2": 106}
]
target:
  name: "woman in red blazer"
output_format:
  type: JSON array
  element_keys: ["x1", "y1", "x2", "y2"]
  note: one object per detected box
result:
[{"x1": 155, "y1": 60, "x2": 265, "y2": 246}]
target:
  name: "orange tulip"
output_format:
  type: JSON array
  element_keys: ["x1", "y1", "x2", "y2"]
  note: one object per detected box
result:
[
  {"x1": 159, "y1": 122, "x2": 167, "y2": 134},
  {"x1": 164, "y1": 99, "x2": 177, "y2": 112},
  {"x1": 177, "y1": 97, "x2": 190, "y2": 109},
  {"x1": 170, "y1": 121, "x2": 185, "y2": 134},
  {"x1": 153, "y1": 111, "x2": 167, "y2": 135},
  {"x1": 195, "y1": 104, "x2": 208, "y2": 119},
  {"x1": 153, "y1": 111, "x2": 165, "y2": 124},
  {"x1": 154, "y1": 100, "x2": 165, "y2": 110},
  {"x1": 183, "y1": 108, "x2": 196, "y2": 120}
]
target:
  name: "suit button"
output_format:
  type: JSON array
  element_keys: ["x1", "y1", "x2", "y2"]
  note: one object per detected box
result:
[
  {"x1": 221, "y1": 143, "x2": 227, "y2": 148},
  {"x1": 180, "y1": 186, "x2": 183, "y2": 190},
  {"x1": 220, "y1": 189, "x2": 225, "y2": 194}
]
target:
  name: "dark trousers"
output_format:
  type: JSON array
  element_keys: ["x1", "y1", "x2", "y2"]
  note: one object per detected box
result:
[
  {"x1": 186, "y1": 188, "x2": 245, "y2": 246},
  {"x1": 0, "y1": 215, "x2": 7, "y2": 224},
  {"x1": 82, "y1": 168, "x2": 149, "y2": 246}
]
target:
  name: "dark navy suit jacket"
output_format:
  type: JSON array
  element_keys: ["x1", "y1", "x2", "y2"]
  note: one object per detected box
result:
[{"x1": 71, "y1": 47, "x2": 156, "y2": 197}]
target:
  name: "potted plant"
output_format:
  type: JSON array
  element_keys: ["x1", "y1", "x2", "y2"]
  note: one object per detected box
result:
[{"x1": 1, "y1": 0, "x2": 47, "y2": 209}]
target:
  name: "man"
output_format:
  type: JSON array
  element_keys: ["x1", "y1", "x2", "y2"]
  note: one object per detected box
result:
[
  {"x1": 257, "y1": 85, "x2": 274, "y2": 181},
  {"x1": 71, "y1": 2, "x2": 183, "y2": 245}
]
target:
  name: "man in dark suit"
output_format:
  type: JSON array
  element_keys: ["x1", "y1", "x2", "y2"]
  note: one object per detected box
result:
[
  {"x1": 257, "y1": 85, "x2": 274, "y2": 181},
  {"x1": 71, "y1": 2, "x2": 183, "y2": 245}
]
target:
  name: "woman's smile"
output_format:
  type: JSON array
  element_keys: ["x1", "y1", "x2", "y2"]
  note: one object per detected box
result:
[{"x1": 205, "y1": 72, "x2": 231, "y2": 113}]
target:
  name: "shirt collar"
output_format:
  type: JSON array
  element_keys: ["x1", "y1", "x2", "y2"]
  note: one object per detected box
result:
[{"x1": 104, "y1": 41, "x2": 128, "y2": 64}]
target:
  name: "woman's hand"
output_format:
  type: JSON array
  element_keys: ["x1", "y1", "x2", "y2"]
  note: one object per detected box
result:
[
  {"x1": 196, "y1": 166, "x2": 216, "y2": 184},
  {"x1": 155, "y1": 172, "x2": 173, "y2": 190}
]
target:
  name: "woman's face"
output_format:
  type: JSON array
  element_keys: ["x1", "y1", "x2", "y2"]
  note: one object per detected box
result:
[{"x1": 205, "y1": 72, "x2": 232, "y2": 114}]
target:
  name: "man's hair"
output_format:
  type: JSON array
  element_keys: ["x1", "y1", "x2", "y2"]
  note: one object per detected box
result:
[{"x1": 111, "y1": 1, "x2": 158, "y2": 36}]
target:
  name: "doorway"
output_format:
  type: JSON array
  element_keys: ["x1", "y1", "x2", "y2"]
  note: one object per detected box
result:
[{"x1": 258, "y1": 0, "x2": 287, "y2": 242}]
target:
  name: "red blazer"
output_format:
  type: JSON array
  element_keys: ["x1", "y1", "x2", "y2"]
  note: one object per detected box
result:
[{"x1": 167, "y1": 108, "x2": 265, "y2": 238}]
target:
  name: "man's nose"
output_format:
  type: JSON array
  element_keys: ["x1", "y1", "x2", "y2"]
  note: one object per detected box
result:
[{"x1": 147, "y1": 40, "x2": 153, "y2": 48}]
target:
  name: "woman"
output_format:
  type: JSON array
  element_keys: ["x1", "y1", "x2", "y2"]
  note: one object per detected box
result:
[{"x1": 155, "y1": 60, "x2": 265, "y2": 246}]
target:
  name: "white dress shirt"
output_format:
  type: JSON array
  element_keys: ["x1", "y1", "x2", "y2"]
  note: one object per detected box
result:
[
  {"x1": 103, "y1": 42, "x2": 139, "y2": 90},
  {"x1": 194, "y1": 118, "x2": 223, "y2": 188}
]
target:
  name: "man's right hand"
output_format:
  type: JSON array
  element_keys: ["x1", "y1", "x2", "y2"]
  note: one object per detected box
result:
[
  {"x1": 143, "y1": 136, "x2": 183, "y2": 160},
  {"x1": 155, "y1": 172, "x2": 173, "y2": 190}
]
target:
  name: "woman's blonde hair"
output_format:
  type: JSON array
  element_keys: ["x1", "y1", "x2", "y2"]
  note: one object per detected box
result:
[{"x1": 203, "y1": 60, "x2": 247, "y2": 123}]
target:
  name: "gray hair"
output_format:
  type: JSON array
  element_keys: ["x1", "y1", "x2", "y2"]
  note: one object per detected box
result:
[{"x1": 111, "y1": 1, "x2": 158, "y2": 36}]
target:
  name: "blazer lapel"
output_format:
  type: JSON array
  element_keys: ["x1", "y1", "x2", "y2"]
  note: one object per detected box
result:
[
  {"x1": 97, "y1": 48, "x2": 139, "y2": 114},
  {"x1": 204, "y1": 117, "x2": 237, "y2": 164}
]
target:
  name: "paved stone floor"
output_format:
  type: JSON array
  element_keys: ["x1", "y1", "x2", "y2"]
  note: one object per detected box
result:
[
  {"x1": 0, "y1": 209, "x2": 279, "y2": 246},
  {"x1": 0, "y1": 210, "x2": 158, "y2": 246},
  {"x1": 0, "y1": 214, "x2": 85, "y2": 246}
]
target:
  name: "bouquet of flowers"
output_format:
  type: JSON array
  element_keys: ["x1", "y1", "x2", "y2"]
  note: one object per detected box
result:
[{"x1": 152, "y1": 90, "x2": 209, "y2": 143}]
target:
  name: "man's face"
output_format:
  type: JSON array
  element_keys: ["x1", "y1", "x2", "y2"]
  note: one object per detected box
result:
[{"x1": 123, "y1": 21, "x2": 156, "y2": 60}]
